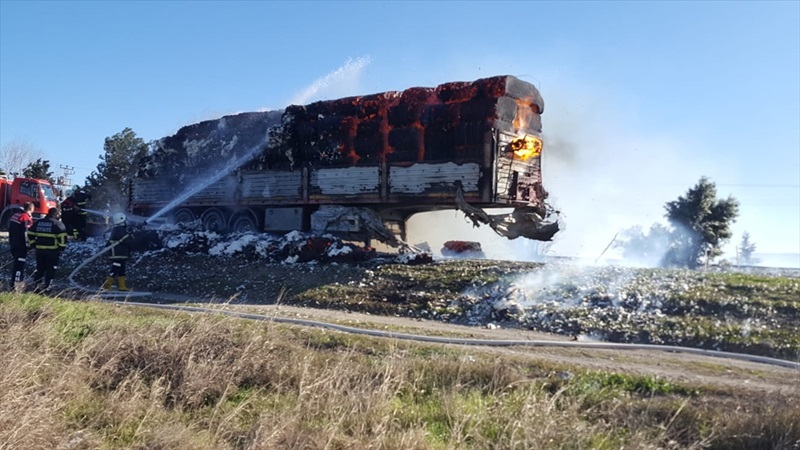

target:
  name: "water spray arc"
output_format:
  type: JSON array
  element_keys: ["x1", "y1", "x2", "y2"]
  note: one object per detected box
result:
[
  {"x1": 146, "y1": 138, "x2": 269, "y2": 224},
  {"x1": 67, "y1": 139, "x2": 269, "y2": 292}
]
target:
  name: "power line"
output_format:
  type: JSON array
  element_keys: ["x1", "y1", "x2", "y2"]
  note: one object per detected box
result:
[
  {"x1": 716, "y1": 184, "x2": 800, "y2": 188},
  {"x1": 58, "y1": 165, "x2": 74, "y2": 189}
]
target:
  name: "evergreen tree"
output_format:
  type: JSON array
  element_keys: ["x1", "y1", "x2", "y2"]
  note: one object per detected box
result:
[
  {"x1": 22, "y1": 158, "x2": 56, "y2": 184},
  {"x1": 85, "y1": 128, "x2": 149, "y2": 210},
  {"x1": 739, "y1": 231, "x2": 759, "y2": 266},
  {"x1": 663, "y1": 177, "x2": 739, "y2": 268}
]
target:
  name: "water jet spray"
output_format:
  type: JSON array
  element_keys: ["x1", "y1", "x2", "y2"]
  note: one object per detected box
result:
[
  {"x1": 66, "y1": 138, "x2": 269, "y2": 292},
  {"x1": 146, "y1": 138, "x2": 269, "y2": 224}
]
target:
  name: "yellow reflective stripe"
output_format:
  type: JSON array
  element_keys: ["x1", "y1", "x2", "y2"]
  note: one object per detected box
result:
[{"x1": 32, "y1": 231, "x2": 67, "y2": 250}]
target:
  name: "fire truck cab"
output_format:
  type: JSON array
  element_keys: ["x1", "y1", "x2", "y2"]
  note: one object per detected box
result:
[{"x1": 0, "y1": 176, "x2": 60, "y2": 229}]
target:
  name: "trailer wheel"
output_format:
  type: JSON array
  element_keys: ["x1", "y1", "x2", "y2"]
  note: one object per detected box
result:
[
  {"x1": 201, "y1": 208, "x2": 228, "y2": 233},
  {"x1": 230, "y1": 213, "x2": 259, "y2": 234},
  {"x1": 172, "y1": 208, "x2": 196, "y2": 225}
]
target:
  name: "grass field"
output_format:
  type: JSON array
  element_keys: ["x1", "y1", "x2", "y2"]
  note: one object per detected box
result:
[{"x1": 2, "y1": 293, "x2": 799, "y2": 450}]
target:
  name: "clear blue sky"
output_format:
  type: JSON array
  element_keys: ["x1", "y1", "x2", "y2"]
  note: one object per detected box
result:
[{"x1": 1, "y1": 1, "x2": 798, "y2": 262}]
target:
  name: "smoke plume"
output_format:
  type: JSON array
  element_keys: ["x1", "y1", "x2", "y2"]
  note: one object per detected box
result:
[{"x1": 408, "y1": 76, "x2": 728, "y2": 265}]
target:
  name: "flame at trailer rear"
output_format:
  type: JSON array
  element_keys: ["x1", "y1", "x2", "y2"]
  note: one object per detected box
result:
[
  {"x1": 510, "y1": 135, "x2": 543, "y2": 161},
  {"x1": 513, "y1": 98, "x2": 539, "y2": 131}
]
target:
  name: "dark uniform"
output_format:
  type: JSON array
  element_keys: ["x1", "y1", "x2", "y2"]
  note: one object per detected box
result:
[
  {"x1": 102, "y1": 218, "x2": 132, "y2": 291},
  {"x1": 72, "y1": 188, "x2": 92, "y2": 241},
  {"x1": 8, "y1": 204, "x2": 34, "y2": 289},
  {"x1": 60, "y1": 195, "x2": 78, "y2": 239},
  {"x1": 28, "y1": 209, "x2": 68, "y2": 290}
]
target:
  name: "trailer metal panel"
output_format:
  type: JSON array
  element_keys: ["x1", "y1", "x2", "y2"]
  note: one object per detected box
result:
[
  {"x1": 310, "y1": 166, "x2": 380, "y2": 196},
  {"x1": 241, "y1": 171, "x2": 303, "y2": 201},
  {"x1": 264, "y1": 207, "x2": 304, "y2": 231},
  {"x1": 388, "y1": 162, "x2": 480, "y2": 196}
]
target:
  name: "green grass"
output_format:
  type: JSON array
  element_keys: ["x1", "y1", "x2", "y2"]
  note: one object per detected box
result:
[
  {"x1": 567, "y1": 372, "x2": 700, "y2": 397},
  {"x1": 2, "y1": 292, "x2": 798, "y2": 449}
]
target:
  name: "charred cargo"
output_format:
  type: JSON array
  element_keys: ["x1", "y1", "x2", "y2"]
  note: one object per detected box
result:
[{"x1": 129, "y1": 75, "x2": 559, "y2": 245}]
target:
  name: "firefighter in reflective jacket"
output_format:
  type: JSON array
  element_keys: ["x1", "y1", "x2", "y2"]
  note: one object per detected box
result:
[
  {"x1": 101, "y1": 213, "x2": 132, "y2": 291},
  {"x1": 71, "y1": 185, "x2": 92, "y2": 241},
  {"x1": 28, "y1": 207, "x2": 68, "y2": 290},
  {"x1": 8, "y1": 202, "x2": 34, "y2": 290},
  {"x1": 60, "y1": 193, "x2": 78, "y2": 240}
]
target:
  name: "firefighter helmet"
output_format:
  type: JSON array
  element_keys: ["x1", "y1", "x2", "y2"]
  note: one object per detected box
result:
[{"x1": 112, "y1": 213, "x2": 127, "y2": 225}]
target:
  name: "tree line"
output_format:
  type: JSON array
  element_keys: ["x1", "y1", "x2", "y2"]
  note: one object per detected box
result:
[{"x1": 0, "y1": 128, "x2": 147, "y2": 208}]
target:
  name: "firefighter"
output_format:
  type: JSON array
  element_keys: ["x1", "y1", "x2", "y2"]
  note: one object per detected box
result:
[
  {"x1": 71, "y1": 185, "x2": 92, "y2": 241},
  {"x1": 101, "y1": 213, "x2": 133, "y2": 291},
  {"x1": 8, "y1": 202, "x2": 34, "y2": 291},
  {"x1": 28, "y1": 207, "x2": 68, "y2": 291},
  {"x1": 60, "y1": 190, "x2": 78, "y2": 240}
]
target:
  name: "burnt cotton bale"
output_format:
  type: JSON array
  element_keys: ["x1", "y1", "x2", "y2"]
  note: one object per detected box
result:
[{"x1": 138, "y1": 75, "x2": 544, "y2": 175}]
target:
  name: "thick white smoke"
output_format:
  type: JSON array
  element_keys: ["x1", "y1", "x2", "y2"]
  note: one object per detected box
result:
[
  {"x1": 408, "y1": 77, "x2": 730, "y2": 265},
  {"x1": 541, "y1": 81, "x2": 733, "y2": 265}
]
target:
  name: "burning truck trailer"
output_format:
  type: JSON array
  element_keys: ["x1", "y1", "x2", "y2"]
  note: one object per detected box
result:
[{"x1": 128, "y1": 75, "x2": 560, "y2": 247}]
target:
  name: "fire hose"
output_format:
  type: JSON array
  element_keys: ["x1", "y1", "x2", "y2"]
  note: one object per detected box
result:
[
  {"x1": 67, "y1": 243, "x2": 113, "y2": 288},
  {"x1": 95, "y1": 300, "x2": 800, "y2": 370},
  {"x1": 67, "y1": 223, "x2": 147, "y2": 289}
]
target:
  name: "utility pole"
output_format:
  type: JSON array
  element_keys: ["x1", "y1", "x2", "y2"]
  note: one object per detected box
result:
[
  {"x1": 58, "y1": 165, "x2": 74, "y2": 187},
  {"x1": 58, "y1": 165, "x2": 75, "y2": 199}
]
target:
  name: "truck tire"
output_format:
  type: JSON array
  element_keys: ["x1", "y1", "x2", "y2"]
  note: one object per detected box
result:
[
  {"x1": 229, "y1": 212, "x2": 259, "y2": 234},
  {"x1": 201, "y1": 208, "x2": 228, "y2": 233},
  {"x1": 172, "y1": 208, "x2": 197, "y2": 225}
]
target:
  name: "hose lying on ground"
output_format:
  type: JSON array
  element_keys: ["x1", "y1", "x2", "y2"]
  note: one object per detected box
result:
[
  {"x1": 89, "y1": 299, "x2": 800, "y2": 371},
  {"x1": 67, "y1": 229, "x2": 140, "y2": 289}
]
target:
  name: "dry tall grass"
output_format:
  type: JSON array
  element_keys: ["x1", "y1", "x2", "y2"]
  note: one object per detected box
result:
[{"x1": 1, "y1": 294, "x2": 798, "y2": 450}]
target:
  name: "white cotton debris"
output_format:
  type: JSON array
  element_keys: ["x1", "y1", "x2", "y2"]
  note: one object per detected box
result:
[
  {"x1": 209, "y1": 234, "x2": 258, "y2": 256},
  {"x1": 165, "y1": 233, "x2": 195, "y2": 249},
  {"x1": 327, "y1": 244, "x2": 353, "y2": 256}
]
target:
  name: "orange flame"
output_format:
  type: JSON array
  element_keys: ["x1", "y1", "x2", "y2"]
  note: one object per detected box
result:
[
  {"x1": 510, "y1": 135, "x2": 543, "y2": 161},
  {"x1": 513, "y1": 98, "x2": 538, "y2": 132}
]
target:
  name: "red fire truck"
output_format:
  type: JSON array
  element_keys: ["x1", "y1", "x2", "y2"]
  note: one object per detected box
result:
[{"x1": 0, "y1": 176, "x2": 60, "y2": 229}]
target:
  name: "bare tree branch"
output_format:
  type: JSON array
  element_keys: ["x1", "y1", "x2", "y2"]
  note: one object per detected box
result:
[{"x1": 0, "y1": 138, "x2": 46, "y2": 177}]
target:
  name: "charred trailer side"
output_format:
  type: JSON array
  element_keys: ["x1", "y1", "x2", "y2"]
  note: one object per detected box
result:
[{"x1": 129, "y1": 75, "x2": 559, "y2": 244}]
